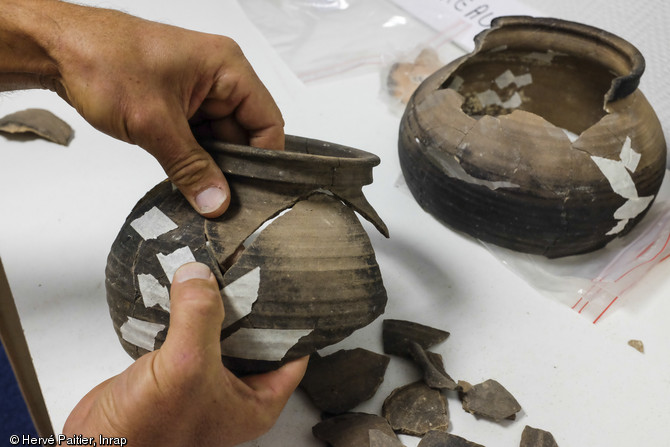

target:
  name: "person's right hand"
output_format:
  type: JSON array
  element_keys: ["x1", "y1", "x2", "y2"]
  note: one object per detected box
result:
[
  {"x1": 63, "y1": 262, "x2": 308, "y2": 447},
  {"x1": 4, "y1": 0, "x2": 285, "y2": 218}
]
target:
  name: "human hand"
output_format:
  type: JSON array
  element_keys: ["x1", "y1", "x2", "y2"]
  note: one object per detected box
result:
[
  {"x1": 27, "y1": 1, "x2": 285, "y2": 217},
  {"x1": 63, "y1": 262, "x2": 308, "y2": 447}
]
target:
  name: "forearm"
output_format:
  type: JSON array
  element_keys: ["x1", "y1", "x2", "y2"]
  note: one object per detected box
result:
[{"x1": 0, "y1": 0, "x2": 64, "y2": 90}]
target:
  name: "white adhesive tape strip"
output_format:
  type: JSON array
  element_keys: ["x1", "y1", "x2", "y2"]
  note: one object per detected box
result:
[
  {"x1": 221, "y1": 267, "x2": 261, "y2": 329},
  {"x1": 138, "y1": 273, "x2": 170, "y2": 312},
  {"x1": 220, "y1": 328, "x2": 313, "y2": 361},
  {"x1": 619, "y1": 136, "x2": 641, "y2": 172},
  {"x1": 130, "y1": 206, "x2": 178, "y2": 240},
  {"x1": 120, "y1": 317, "x2": 166, "y2": 352},
  {"x1": 156, "y1": 246, "x2": 196, "y2": 284},
  {"x1": 590, "y1": 155, "x2": 639, "y2": 199}
]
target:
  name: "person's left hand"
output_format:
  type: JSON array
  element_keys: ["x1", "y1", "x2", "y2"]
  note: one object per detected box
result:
[{"x1": 63, "y1": 262, "x2": 308, "y2": 447}]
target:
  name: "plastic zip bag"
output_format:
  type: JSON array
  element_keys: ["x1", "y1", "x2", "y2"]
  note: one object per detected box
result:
[
  {"x1": 484, "y1": 198, "x2": 670, "y2": 323},
  {"x1": 239, "y1": 0, "x2": 465, "y2": 82}
]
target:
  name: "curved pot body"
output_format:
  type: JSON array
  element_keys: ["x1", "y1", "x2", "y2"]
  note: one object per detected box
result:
[
  {"x1": 399, "y1": 16, "x2": 666, "y2": 257},
  {"x1": 106, "y1": 136, "x2": 388, "y2": 374}
]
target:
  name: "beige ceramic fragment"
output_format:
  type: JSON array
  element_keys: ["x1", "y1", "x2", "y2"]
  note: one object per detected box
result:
[
  {"x1": 0, "y1": 108, "x2": 74, "y2": 146},
  {"x1": 627, "y1": 339, "x2": 644, "y2": 353}
]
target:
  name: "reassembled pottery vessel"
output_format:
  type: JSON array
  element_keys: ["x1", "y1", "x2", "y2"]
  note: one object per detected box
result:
[
  {"x1": 106, "y1": 136, "x2": 388, "y2": 374},
  {"x1": 399, "y1": 16, "x2": 667, "y2": 257}
]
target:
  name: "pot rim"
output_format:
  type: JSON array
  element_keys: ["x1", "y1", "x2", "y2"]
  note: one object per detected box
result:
[
  {"x1": 202, "y1": 135, "x2": 380, "y2": 187},
  {"x1": 472, "y1": 16, "x2": 645, "y2": 102}
]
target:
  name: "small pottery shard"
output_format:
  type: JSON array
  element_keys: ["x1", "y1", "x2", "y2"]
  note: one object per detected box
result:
[
  {"x1": 0, "y1": 108, "x2": 74, "y2": 145},
  {"x1": 382, "y1": 319, "x2": 450, "y2": 357},
  {"x1": 409, "y1": 341, "x2": 458, "y2": 390},
  {"x1": 387, "y1": 48, "x2": 443, "y2": 104},
  {"x1": 627, "y1": 339, "x2": 644, "y2": 353},
  {"x1": 382, "y1": 381, "x2": 449, "y2": 437},
  {"x1": 300, "y1": 348, "x2": 391, "y2": 414},
  {"x1": 312, "y1": 413, "x2": 400, "y2": 447},
  {"x1": 520, "y1": 425, "x2": 559, "y2": 447},
  {"x1": 418, "y1": 430, "x2": 485, "y2": 447},
  {"x1": 458, "y1": 379, "x2": 522, "y2": 421}
]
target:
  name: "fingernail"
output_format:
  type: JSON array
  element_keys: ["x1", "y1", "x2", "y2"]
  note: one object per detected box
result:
[
  {"x1": 195, "y1": 187, "x2": 227, "y2": 214},
  {"x1": 173, "y1": 262, "x2": 212, "y2": 283}
]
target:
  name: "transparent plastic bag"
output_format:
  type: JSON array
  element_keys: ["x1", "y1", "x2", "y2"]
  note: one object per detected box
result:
[
  {"x1": 239, "y1": 0, "x2": 465, "y2": 82},
  {"x1": 484, "y1": 199, "x2": 670, "y2": 323}
]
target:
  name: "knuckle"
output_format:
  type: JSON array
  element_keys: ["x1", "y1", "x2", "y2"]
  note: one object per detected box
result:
[{"x1": 164, "y1": 153, "x2": 213, "y2": 190}]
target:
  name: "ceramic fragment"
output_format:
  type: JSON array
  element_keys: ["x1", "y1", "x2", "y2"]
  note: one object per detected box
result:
[
  {"x1": 627, "y1": 339, "x2": 644, "y2": 353},
  {"x1": 300, "y1": 348, "x2": 390, "y2": 414},
  {"x1": 519, "y1": 425, "x2": 559, "y2": 447},
  {"x1": 312, "y1": 413, "x2": 399, "y2": 447},
  {"x1": 105, "y1": 136, "x2": 388, "y2": 374},
  {"x1": 0, "y1": 108, "x2": 74, "y2": 145},
  {"x1": 369, "y1": 429, "x2": 406, "y2": 447},
  {"x1": 382, "y1": 381, "x2": 449, "y2": 436},
  {"x1": 418, "y1": 430, "x2": 485, "y2": 447},
  {"x1": 398, "y1": 17, "x2": 666, "y2": 258},
  {"x1": 382, "y1": 319, "x2": 449, "y2": 357},
  {"x1": 409, "y1": 342, "x2": 457, "y2": 390},
  {"x1": 387, "y1": 48, "x2": 443, "y2": 104},
  {"x1": 458, "y1": 379, "x2": 521, "y2": 421}
]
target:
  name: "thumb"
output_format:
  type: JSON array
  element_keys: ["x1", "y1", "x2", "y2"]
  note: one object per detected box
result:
[
  {"x1": 240, "y1": 356, "x2": 309, "y2": 414},
  {"x1": 135, "y1": 108, "x2": 231, "y2": 218},
  {"x1": 159, "y1": 262, "x2": 224, "y2": 367}
]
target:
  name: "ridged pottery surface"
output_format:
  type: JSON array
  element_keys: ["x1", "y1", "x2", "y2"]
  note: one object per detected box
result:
[
  {"x1": 106, "y1": 136, "x2": 388, "y2": 374},
  {"x1": 399, "y1": 16, "x2": 667, "y2": 257}
]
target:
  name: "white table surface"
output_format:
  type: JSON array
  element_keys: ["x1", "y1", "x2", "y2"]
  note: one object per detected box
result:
[{"x1": 2, "y1": 1, "x2": 669, "y2": 445}]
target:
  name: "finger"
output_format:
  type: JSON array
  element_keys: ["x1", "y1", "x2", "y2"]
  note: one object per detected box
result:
[
  {"x1": 159, "y1": 262, "x2": 224, "y2": 368},
  {"x1": 130, "y1": 102, "x2": 231, "y2": 218},
  {"x1": 240, "y1": 356, "x2": 308, "y2": 411},
  {"x1": 190, "y1": 114, "x2": 249, "y2": 146},
  {"x1": 205, "y1": 58, "x2": 285, "y2": 151}
]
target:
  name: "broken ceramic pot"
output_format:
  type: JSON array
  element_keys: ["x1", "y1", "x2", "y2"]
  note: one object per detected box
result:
[
  {"x1": 105, "y1": 136, "x2": 388, "y2": 374},
  {"x1": 399, "y1": 16, "x2": 666, "y2": 257}
]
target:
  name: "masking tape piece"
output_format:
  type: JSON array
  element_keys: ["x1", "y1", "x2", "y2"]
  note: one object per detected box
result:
[
  {"x1": 495, "y1": 70, "x2": 516, "y2": 89},
  {"x1": 156, "y1": 246, "x2": 196, "y2": 284},
  {"x1": 619, "y1": 136, "x2": 641, "y2": 172},
  {"x1": 590, "y1": 155, "x2": 639, "y2": 199},
  {"x1": 221, "y1": 267, "x2": 261, "y2": 329},
  {"x1": 130, "y1": 206, "x2": 178, "y2": 240},
  {"x1": 614, "y1": 195, "x2": 655, "y2": 220},
  {"x1": 220, "y1": 328, "x2": 313, "y2": 361},
  {"x1": 120, "y1": 317, "x2": 166, "y2": 352},
  {"x1": 606, "y1": 219, "x2": 629, "y2": 235},
  {"x1": 138, "y1": 273, "x2": 170, "y2": 312},
  {"x1": 476, "y1": 90, "x2": 502, "y2": 108},
  {"x1": 502, "y1": 92, "x2": 522, "y2": 109},
  {"x1": 447, "y1": 75, "x2": 464, "y2": 91}
]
